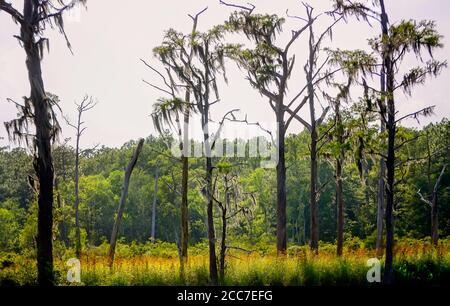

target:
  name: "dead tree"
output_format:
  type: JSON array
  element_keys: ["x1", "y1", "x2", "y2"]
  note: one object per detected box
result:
[
  {"x1": 418, "y1": 164, "x2": 447, "y2": 246},
  {"x1": 65, "y1": 95, "x2": 96, "y2": 258},
  {"x1": 285, "y1": 4, "x2": 374, "y2": 253},
  {"x1": 108, "y1": 139, "x2": 144, "y2": 267}
]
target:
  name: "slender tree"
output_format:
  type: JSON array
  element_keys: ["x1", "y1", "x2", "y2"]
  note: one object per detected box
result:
[
  {"x1": 145, "y1": 9, "x2": 207, "y2": 267},
  {"x1": 418, "y1": 164, "x2": 448, "y2": 246},
  {"x1": 284, "y1": 5, "x2": 374, "y2": 253},
  {"x1": 222, "y1": 1, "x2": 314, "y2": 254},
  {"x1": 65, "y1": 95, "x2": 96, "y2": 258},
  {"x1": 322, "y1": 48, "x2": 376, "y2": 256},
  {"x1": 153, "y1": 8, "x2": 235, "y2": 283},
  {"x1": 335, "y1": 0, "x2": 447, "y2": 283},
  {"x1": 108, "y1": 139, "x2": 144, "y2": 267},
  {"x1": 211, "y1": 161, "x2": 255, "y2": 281},
  {"x1": 1, "y1": 0, "x2": 87, "y2": 286}
]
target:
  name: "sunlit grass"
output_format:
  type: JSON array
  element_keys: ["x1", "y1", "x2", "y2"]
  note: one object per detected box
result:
[{"x1": 1, "y1": 239, "x2": 450, "y2": 286}]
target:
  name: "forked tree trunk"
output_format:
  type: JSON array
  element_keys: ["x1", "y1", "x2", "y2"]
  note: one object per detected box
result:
[
  {"x1": 420, "y1": 164, "x2": 447, "y2": 246},
  {"x1": 108, "y1": 139, "x2": 144, "y2": 267}
]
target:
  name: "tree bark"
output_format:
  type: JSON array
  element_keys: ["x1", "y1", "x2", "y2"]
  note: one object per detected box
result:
[
  {"x1": 276, "y1": 118, "x2": 287, "y2": 254},
  {"x1": 203, "y1": 107, "x2": 218, "y2": 284},
  {"x1": 180, "y1": 155, "x2": 189, "y2": 260},
  {"x1": 21, "y1": 0, "x2": 54, "y2": 285},
  {"x1": 108, "y1": 139, "x2": 144, "y2": 267},
  {"x1": 376, "y1": 148, "x2": 386, "y2": 256},
  {"x1": 310, "y1": 126, "x2": 319, "y2": 254},
  {"x1": 336, "y1": 157, "x2": 344, "y2": 256},
  {"x1": 379, "y1": 0, "x2": 395, "y2": 285},
  {"x1": 205, "y1": 155, "x2": 218, "y2": 283},
  {"x1": 180, "y1": 91, "x2": 190, "y2": 265},
  {"x1": 431, "y1": 195, "x2": 439, "y2": 246},
  {"x1": 376, "y1": 7, "x2": 388, "y2": 258},
  {"x1": 74, "y1": 116, "x2": 81, "y2": 258},
  {"x1": 219, "y1": 206, "x2": 227, "y2": 282}
]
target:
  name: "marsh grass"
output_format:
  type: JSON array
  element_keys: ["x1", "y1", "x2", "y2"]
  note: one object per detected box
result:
[{"x1": 1, "y1": 239, "x2": 449, "y2": 286}]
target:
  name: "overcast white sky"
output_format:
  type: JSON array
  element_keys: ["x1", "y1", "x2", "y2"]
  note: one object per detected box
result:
[{"x1": 1, "y1": 0, "x2": 449, "y2": 149}]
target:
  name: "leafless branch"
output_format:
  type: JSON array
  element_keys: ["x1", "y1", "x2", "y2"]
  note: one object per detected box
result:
[{"x1": 219, "y1": 0, "x2": 255, "y2": 14}]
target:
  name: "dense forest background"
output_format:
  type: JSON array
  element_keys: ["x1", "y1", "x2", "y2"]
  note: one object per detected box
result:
[{"x1": 1, "y1": 119, "x2": 449, "y2": 254}]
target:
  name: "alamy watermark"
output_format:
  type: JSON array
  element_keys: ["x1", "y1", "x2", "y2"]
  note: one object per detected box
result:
[
  {"x1": 366, "y1": 258, "x2": 381, "y2": 283},
  {"x1": 66, "y1": 258, "x2": 81, "y2": 283},
  {"x1": 166, "y1": 121, "x2": 280, "y2": 168}
]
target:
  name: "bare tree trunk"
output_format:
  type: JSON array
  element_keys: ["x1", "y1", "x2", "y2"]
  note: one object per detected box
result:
[
  {"x1": 180, "y1": 155, "x2": 189, "y2": 259},
  {"x1": 205, "y1": 155, "x2": 218, "y2": 284},
  {"x1": 310, "y1": 126, "x2": 319, "y2": 254},
  {"x1": 336, "y1": 156, "x2": 344, "y2": 256},
  {"x1": 180, "y1": 91, "x2": 190, "y2": 265},
  {"x1": 420, "y1": 164, "x2": 447, "y2": 246},
  {"x1": 150, "y1": 166, "x2": 159, "y2": 242},
  {"x1": 306, "y1": 22, "x2": 319, "y2": 254},
  {"x1": 384, "y1": 92, "x2": 395, "y2": 285},
  {"x1": 108, "y1": 139, "x2": 144, "y2": 267},
  {"x1": 376, "y1": 22, "x2": 388, "y2": 258},
  {"x1": 379, "y1": 0, "x2": 395, "y2": 285},
  {"x1": 276, "y1": 118, "x2": 287, "y2": 254},
  {"x1": 203, "y1": 107, "x2": 218, "y2": 284},
  {"x1": 219, "y1": 206, "x2": 227, "y2": 282},
  {"x1": 219, "y1": 176, "x2": 230, "y2": 282},
  {"x1": 376, "y1": 152, "x2": 385, "y2": 256},
  {"x1": 206, "y1": 156, "x2": 218, "y2": 283},
  {"x1": 21, "y1": 1, "x2": 54, "y2": 285},
  {"x1": 431, "y1": 195, "x2": 439, "y2": 246},
  {"x1": 74, "y1": 121, "x2": 81, "y2": 258}
]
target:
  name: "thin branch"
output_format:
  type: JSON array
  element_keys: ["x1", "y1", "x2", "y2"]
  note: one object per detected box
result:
[
  {"x1": 395, "y1": 106, "x2": 436, "y2": 124},
  {"x1": 417, "y1": 189, "x2": 432, "y2": 207},
  {"x1": 219, "y1": 0, "x2": 255, "y2": 13},
  {"x1": 0, "y1": 1, "x2": 24, "y2": 24},
  {"x1": 142, "y1": 79, "x2": 173, "y2": 96},
  {"x1": 394, "y1": 134, "x2": 422, "y2": 151},
  {"x1": 188, "y1": 6, "x2": 208, "y2": 21},
  {"x1": 433, "y1": 164, "x2": 448, "y2": 195}
]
